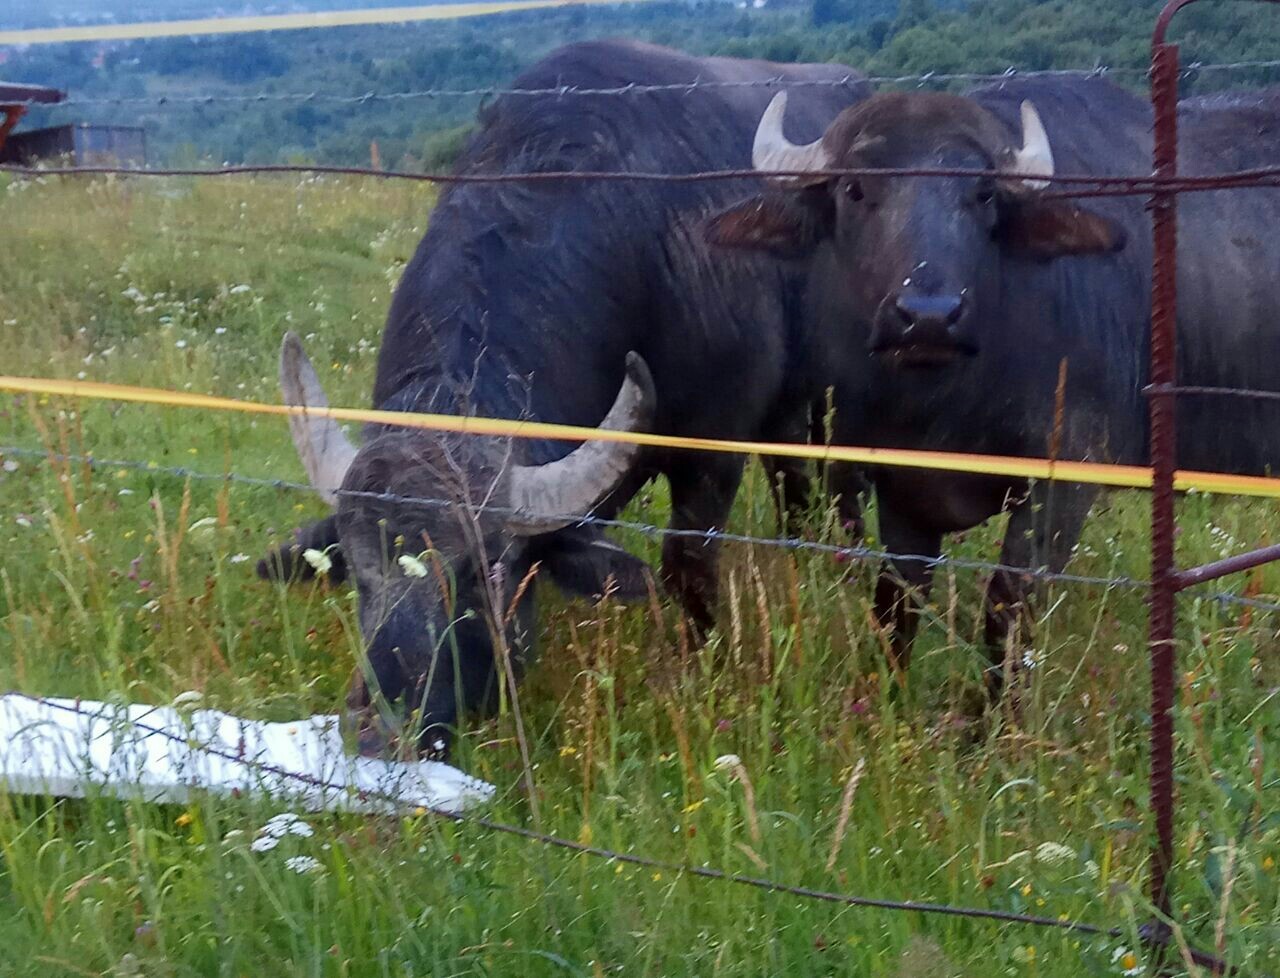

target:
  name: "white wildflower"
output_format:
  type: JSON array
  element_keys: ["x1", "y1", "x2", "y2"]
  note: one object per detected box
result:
[
  {"x1": 171, "y1": 690, "x2": 203, "y2": 709},
  {"x1": 284, "y1": 855, "x2": 322, "y2": 875},
  {"x1": 228, "y1": 553, "x2": 251, "y2": 564},
  {"x1": 398, "y1": 553, "x2": 430, "y2": 578},
  {"x1": 228, "y1": 284, "x2": 251, "y2": 295},
  {"x1": 1034, "y1": 842, "x2": 1076, "y2": 866},
  {"x1": 249, "y1": 834, "x2": 279, "y2": 853},
  {"x1": 187, "y1": 517, "x2": 218, "y2": 544},
  {"x1": 302, "y1": 548, "x2": 332, "y2": 575},
  {"x1": 175, "y1": 339, "x2": 187, "y2": 350},
  {"x1": 713, "y1": 754, "x2": 742, "y2": 772},
  {"x1": 2, "y1": 459, "x2": 17, "y2": 473},
  {"x1": 262, "y1": 813, "x2": 313, "y2": 838},
  {"x1": 15, "y1": 516, "x2": 31, "y2": 528}
]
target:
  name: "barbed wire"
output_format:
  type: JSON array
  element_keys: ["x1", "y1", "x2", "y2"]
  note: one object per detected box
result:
[
  {"x1": 5, "y1": 442, "x2": 1280, "y2": 614},
  {"x1": 12, "y1": 58, "x2": 1280, "y2": 110},
  {"x1": 3, "y1": 692, "x2": 1121, "y2": 933},
  {"x1": 7, "y1": 690, "x2": 1252, "y2": 974},
  {"x1": 1159, "y1": 385, "x2": 1280, "y2": 403},
  {"x1": 4, "y1": 160, "x2": 1279, "y2": 200}
]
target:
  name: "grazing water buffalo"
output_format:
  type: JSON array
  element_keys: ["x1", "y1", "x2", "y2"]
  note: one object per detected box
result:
[
  {"x1": 709, "y1": 78, "x2": 1280, "y2": 690},
  {"x1": 259, "y1": 40, "x2": 866, "y2": 756}
]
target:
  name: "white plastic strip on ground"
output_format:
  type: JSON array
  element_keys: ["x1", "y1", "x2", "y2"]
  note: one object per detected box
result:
[{"x1": 0, "y1": 694, "x2": 494, "y2": 815}]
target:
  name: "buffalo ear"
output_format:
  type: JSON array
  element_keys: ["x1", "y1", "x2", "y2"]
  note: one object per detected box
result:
[
  {"x1": 704, "y1": 184, "x2": 834, "y2": 259},
  {"x1": 257, "y1": 515, "x2": 348, "y2": 585},
  {"x1": 536, "y1": 531, "x2": 652, "y2": 604},
  {"x1": 998, "y1": 197, "x2": 1128, "y2": 260}
]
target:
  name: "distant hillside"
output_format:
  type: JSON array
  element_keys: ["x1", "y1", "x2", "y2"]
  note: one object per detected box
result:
[
  {"x1": 5, "y1": 0, "x2": 1278, "y2": 166},
  {"x1": 6, "y1": 0, "x2": 472, "y2": 30}
]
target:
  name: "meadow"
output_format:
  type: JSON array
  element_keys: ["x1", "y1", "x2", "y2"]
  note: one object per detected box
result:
[{"x1": 0, "y1": 172, "x2": 1276, "y2": 977}]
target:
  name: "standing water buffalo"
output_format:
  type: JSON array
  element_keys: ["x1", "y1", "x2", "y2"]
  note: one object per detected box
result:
[
  {"x1": 709, "y1": 78, "x2": 1280, "y2": 690},
  {"x1": 259, "y1": 40, "x2": 866, "y2": 756}
]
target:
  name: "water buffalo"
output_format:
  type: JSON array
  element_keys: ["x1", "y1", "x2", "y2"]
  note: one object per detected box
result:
[
  {"x1": 259, "y1": 40, "x2": 866, "y2": 756},
  {"x1": 708, "y1": 78, "x2": 1280, "y2": 690}
]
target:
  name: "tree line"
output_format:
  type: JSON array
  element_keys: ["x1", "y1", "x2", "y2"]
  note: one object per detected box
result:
[{"x1": 7, "y1": 0, "x2": 1278, "y2": 168}]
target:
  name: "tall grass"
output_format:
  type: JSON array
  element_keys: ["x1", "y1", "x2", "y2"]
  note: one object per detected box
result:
[{"x1": 0, "y1": 173, "x2": 1275, "y2": 977}]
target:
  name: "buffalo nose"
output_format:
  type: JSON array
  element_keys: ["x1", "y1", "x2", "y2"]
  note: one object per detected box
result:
[{"x1": 894, "y1": 292, "x2": 965, "y2": 332}]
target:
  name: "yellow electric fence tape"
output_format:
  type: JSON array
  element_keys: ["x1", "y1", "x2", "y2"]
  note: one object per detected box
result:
[
  {"x1": 2, "y1": 374, "x2": 1278, "y2": 499},
  {"x1": 0, "y1": 0, "x2": 632, "y2": 46}
]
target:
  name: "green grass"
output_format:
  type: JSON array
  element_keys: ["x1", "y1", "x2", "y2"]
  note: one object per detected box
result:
[{"x1": 0, "y1": 172, "x2": 1276, "y2": 978}]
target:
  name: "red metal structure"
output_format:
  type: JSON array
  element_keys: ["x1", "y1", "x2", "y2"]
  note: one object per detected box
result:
[
  {"x1": 1147, "y1": 0, "x2": 1280, "y2": 958},
  {"x1": 0, "y1": 82, "x2": 65, "y2": 158}
]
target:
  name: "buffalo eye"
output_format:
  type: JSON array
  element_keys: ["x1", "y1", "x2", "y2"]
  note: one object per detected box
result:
[
  {"x1": 974, "y1": 180, "x2": 995, "y2": 206},
  {"x1": 841, "y1": 179, "x2": 864, "y2": 203}
]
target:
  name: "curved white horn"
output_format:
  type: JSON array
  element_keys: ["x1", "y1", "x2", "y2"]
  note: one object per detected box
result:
[
  {"x1": 1009, "y1": 100, "x2": 1055, "y2": 190},
  {"x1": 506, "y1": 352, "x2": 655, "y2": 536},
  {"x1": 752, "y1": 91, "x2": 831, "y2": 178},
  {"x1": 280, "y1": 331, "x2": 358, "y2": 508}
]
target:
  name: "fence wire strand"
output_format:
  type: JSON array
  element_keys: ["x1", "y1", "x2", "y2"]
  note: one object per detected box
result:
[
  {"x1": 6, "y1": 692, "x2": 1124, "y2": 935},
  {"x1": 4, "y1": 161, "x2": 1279, "y2": 202},
  {"x1": 8, "y1": 692, "x2": 1253, "y2": 975},
  {"x1": 4, "y1": 443, "x2": 1279, "y2": 614},
  {"x1": 11, "y1": 57, "x2": 1280, "y2": 109}
]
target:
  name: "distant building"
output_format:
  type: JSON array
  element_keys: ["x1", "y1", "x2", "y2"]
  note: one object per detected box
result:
[
  {"x1": 1, "y1": 123, "x2": 148, "y2": 167},
  {"x1": 0, "y1": 81, "x2": 66, "y2": 158},
  {"x1": 0, "y1": 81, "x2": 146, "y2": 168}
]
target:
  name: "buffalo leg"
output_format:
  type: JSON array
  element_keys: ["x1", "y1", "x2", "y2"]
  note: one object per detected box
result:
[
  {"x1": 761, "y1": 400, "x2": 868, "y2": 540},
  {"x1": 826, "y1": 461, "x2": 869, "y2": 540},
  {"x1": 872, "y1": 495, "x2": 943, "y2": 672},
  {"x1": 760, "y1": 406, "x2": 819, "y2": 536},
  {"x1": 763, "y1": 456, "x2": 869, "y2": 542},
  {"x1": 661, "y1": 456, "x2": 744, "y2": 637},
  {"x1": 983, "y1": 481, "x2": 1098, "y2": 696},
  {"x1": 761, "y1": 453, "x2": 815, "y2": 537}
]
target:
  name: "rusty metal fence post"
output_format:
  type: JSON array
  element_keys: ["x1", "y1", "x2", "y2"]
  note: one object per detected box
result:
[
  {"x1": 1147, "y1": 20, "x2": 1181, "y2": 928},
  {"x1": 1148, "y1": 0, "x2": 1280, "y2": 957}
]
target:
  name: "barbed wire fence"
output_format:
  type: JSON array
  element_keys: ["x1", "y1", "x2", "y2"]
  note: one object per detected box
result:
[
  {"x1": 0, "y1": 694, "x2": 1155, "y2": 946},
  {"x1": 9, "y1": 56, "x2": 1280, "y2": 109},
  {"x1": 8, "y1": 441, "x2": 1280, "y2": 617},
  {"x1": 15, "y1": 684, "x2": 1243, "y2": 975},
  {"x1": 4, "y1": 16, "x2": 1280, "y2": 977}
]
